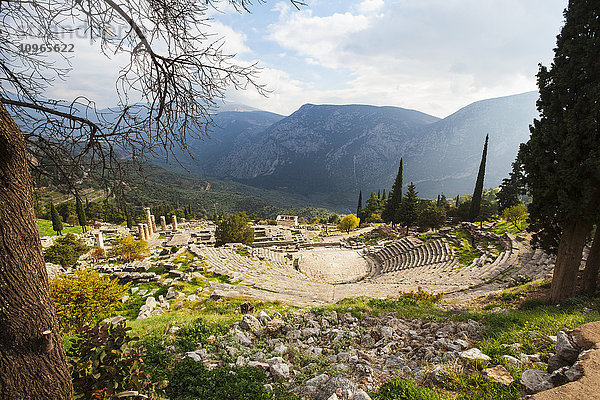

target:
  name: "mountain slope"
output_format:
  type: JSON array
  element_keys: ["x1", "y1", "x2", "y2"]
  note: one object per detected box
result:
[
  {"x1": 212, "y1": 104, "x2": 440, "y2": 204},
  {"x1": 195, "y1": 93, "x2": 537, "y2": 210},
  {"x1": 403, "y1": 91, "x2": 539, "y2": 197}
]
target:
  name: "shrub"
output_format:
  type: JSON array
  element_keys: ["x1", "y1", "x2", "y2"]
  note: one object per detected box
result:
[
  {"x1": 215, "y1": 212, "x2": 254, "y2": 246},
  {"x1": 372, "y1": 379, "x2": 439, "y2": 400},
  {"x1": 69, "y1": 322, "x2": 160, "y2": 400},
  {"x1": 44, "y1": 233, "x2": 89, "y2": 267},
  {"x1": 50, "y1": 269, "x2": 129, "y2": 332},
  {"x1": 90, "y1": 247, "x2": 106, "y2": 261},
  {"x1": 166, "y1": 358, "x2": 271, "y2": 400},
  {"x1": 175, "y1": 317, "x2": 228, "y2": 352},
  {"x1": 111, "y1": 236, "x2": 149, "y2": 261}
]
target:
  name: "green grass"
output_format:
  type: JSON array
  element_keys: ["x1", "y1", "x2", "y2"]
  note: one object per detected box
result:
[
  {"x1": 128, "y1": 298, "x2": 287, "y2": 339},
  {"x1": 37, "y1": 219, "x2": 82, "y2": 236},
  {"x1": 492, "y1": 221, "x2": 530, "y2": 236},
  {"x1": 450, "y1": 230, "x2": 481, "y2": 266},
  {"x1": 371, "y1": 378, "x2": 441, "y2": 400}
]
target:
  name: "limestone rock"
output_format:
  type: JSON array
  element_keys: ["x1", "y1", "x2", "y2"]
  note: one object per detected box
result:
[
  {"x1": 267, "y1": 357, "x2": 290, "y2": 380},
  {"x1": 317, "y1": 376, "x2": 357, "y2": 400},
  {"x1": 234, "y1": 331, "x2": 252, "y2": 346},
  {"x1": 459, "y1": 348, "x2": 491, "y2": 362},
  {"x1": 350, "y1": 389, "x2": 372, "y2": 400},
  {"x1": 483, "y1": 365, "x2": 514, "y2": 385},
  {"x1": 555, "y1": 331, "x2": 579, "y2": 365},
  {"x1": 521, "y1": 369, "x2": 554, "y2": 395},
  {"x1": 186, "y1": 351, "x2": 202, "y2": 362},
  {"x1": 240, "y1": 314, "x2": 262, "y2": 331}
]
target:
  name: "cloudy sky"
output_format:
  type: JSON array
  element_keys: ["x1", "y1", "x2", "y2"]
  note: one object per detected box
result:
[{"x1": 48, "y1": 0, "x2": 569, "y2": 118}]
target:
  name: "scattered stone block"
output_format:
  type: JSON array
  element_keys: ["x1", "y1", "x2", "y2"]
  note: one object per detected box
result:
[
  {"x1": 459, "y1": 348, "x2": 491, "y2": 362},
  {"x1": 483, "y1": 365, "x2": 514, "y2": 385},
  {"x1": 521, "y1": 369, "x2": 554, "y2": 395}
]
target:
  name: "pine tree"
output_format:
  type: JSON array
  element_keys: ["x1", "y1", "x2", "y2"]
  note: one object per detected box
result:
[
  {"x1": 521, "y1": 0, "x2": 600, "y2": 303},
  {"x1": 50, "y1": 202, "x2": 63, "y2": 236},
  {"x1": 398, "y1": 182, "x2": 419, "y2": 234},
  {"x1": 382, "y1": 158, "x2": 403, "y2": 225},
  {"x1": 356, "y1": 190, "x2": 363, "y2": 220},
  {"x1": 377, "y1": 189, "x2": 381, "y2": 199},
  {"x1": 382, "y1": 189, "x2": 386, "y2": 201},
  {"x1": 468, "y1": 134, "x2": 489, "y2": 222},
  {"x1": 75, "y1": 196, "x2": 87, "y2": 233}
]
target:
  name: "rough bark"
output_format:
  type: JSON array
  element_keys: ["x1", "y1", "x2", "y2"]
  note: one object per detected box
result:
[
  {"x1": 583, "y1": 227, "x2": 600, "y2": 294},
  {"x1": 0, "y1": 102, "x2": 73, "y2": 399},
  {"x1": 550, "y1": 220, "x2": 591, "y2": 304}
]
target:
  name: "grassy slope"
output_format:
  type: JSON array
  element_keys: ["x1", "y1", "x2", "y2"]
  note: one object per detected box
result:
[{"x1": 37, "y1": 219, "x2": 82, "y2": 237}]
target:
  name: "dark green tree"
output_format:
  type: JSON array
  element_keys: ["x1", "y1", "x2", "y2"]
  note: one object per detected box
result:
[
  {"x1": 398, "y1": 182, "x2": 419, "y2": 233},
  {"x1": 44, "y1": 233, "x2": 89, "y2": 267},
  {"x1": 521, "y1": 0, "x2": 600, "y2": 302},
  {"x1": 382, "y1": 158, "x2": 403, "y2": 225},
  {"x1": 356, "y1": 190, "x2": 363, "y2": 220},
  {"x1": 125, "y1": 206, "x2": 133, "y2": 229},
  {"x1": 418, "y1": 205, "x2": 446, "y2": 231},
  {"x1": 75, "y1": 196, "x2": 87, "y2": 233},
  {"x1": 50, "y1": 202, "x2": 63, "y2": 236},
  {"x1": 215, "y1": 212, "x2": 254, "y2": 247},
  {"x1": 497, "y1": 147, "x2": 527, "y2": 212},
  {"x1": 382, "y1": 189, "x2": 386, "y2": 201},
  {"x1": 364, "y1": 192, "x2": 384, "y2": 222},
  {"x1": 468, "y1": 134, "x2": 489, "y2": 222},
  {"x1": 455, "y1": 195, "x2": 460, "y2": 207},
  {"x1": 439, "y1": 193, "x2": 449, "y2": 211}
]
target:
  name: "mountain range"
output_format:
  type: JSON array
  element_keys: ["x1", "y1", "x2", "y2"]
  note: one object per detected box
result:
[{"x1": 162, "y1": 91, "x2": 539, "y2": 211}]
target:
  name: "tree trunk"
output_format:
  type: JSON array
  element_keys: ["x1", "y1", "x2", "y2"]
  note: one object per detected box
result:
[
  {"x1": 583, "y1": 227, "x2": 600, "y2": 293},
  {"x1": 550, "y1": 220, "x2": 591, "y2": 303},
  {"x1": 0, "y1": 102, "x2": 73, "y2": 399}
]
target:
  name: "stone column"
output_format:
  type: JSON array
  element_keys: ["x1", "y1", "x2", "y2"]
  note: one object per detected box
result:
[
  {"x1": 95, "y1": 231, "x2": 105, "y2": 250},
  {"x1": 138, "y1": 225, "x2": 144, "y2": 240},
  {"x1": 172, "y1": 215, "x2": 178, "y2": 231},
  {"x1": 151, "y1": 215, "x2": 157, "y2": 233},
  {"x1": 160, "y1": 216, "x2": 166, "y2": 231},
  {"x1": 143, "y1": 224, "x2": 150, "y2": 242},
  {"x1": 144, "y1": 207, "x2": 153, "y2": 235}
]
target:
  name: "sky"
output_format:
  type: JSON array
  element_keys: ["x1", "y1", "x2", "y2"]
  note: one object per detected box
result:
[{"x1": 45, "y1": 0, "x2": 569, "y2": 118}]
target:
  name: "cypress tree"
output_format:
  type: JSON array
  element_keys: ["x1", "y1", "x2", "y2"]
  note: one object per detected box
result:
[
  {"x1": 125, "y1": 205, "x2": 133, "y2": 229},
  {"x1": 521, "y1": 0, "x2": 600, "y2": 303},
  {"x1": 357, "y1": 190, "x2": 363, "y2": 220},
  {"x1": 377, "y1": 189, "x2": 381, "y2": 199},
  {"x1": 382, "y1": 189, "x2": 386, "y2": 201},
  {"x1": 436, "y1": 194, "x2": 441, "y2": 208},
  {"x1": 455, "y1": 195, "x2": 460, "y2": 207},
  {"x1": 383, "y1": 158, "x2": 403, "y2": 225},
  {"x1": 50, "y1": 202, "x2": 63, "y2": 236},
  {"x1": 468, "y1": 134, "x2": 489, "y2": 222},
  {"x1": 75, "y1": 196, "x2": 87, "y2": 233}
]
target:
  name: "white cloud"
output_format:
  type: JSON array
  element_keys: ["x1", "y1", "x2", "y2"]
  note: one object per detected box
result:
[
  {"x1": 261, "y1": 0, "x2": 567, "y2": 117},
  {"x1": 267, "y1": 10, "x2": 370, "y2": 69},
  {"x1": 208, "y1": 21, "x2": 250, "y2": 55},
  {"x1": 357, "y1": 0, "x2": 384, "y2": 14}
]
